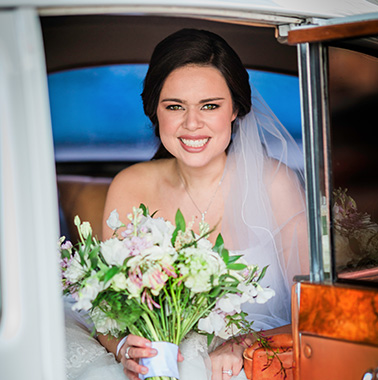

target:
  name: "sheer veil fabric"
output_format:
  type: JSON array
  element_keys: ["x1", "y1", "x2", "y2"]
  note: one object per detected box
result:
[{"x1": 221, "y1": 86, "x2": 308, "y2": 331}]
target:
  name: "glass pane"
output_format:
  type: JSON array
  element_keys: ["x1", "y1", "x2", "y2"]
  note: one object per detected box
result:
[
  {"x1": 48, "y1": 64, "x2": 157, "y2": 162},
  {"x1": 48, "y1": 65, "x2": 302, "y2": 163},
  {"x1": 328, "y1": 45, "x2": 378, "y2": 283}
]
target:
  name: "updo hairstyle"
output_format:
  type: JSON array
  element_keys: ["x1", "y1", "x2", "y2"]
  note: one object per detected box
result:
[{"x1": 141, "y1": 28, "x2": 252, "y2": 159}]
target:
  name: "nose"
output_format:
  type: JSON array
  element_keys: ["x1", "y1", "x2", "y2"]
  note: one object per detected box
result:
[{"x1": 183, "y1": 108, "x2": 203, "y2": 131}]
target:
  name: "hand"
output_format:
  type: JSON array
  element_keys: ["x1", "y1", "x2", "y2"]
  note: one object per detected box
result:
[
  {"x1": 209, "y1": 339, "x2": 245, "y2": 380},
  {"x1": 119, "y1": 335, "x2": 184, "y2": 380}
]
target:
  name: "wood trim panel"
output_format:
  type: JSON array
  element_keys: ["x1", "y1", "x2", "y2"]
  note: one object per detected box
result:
[
  {"x1": 299, "y1": 335, "x2": 378, "y2": 380},
  {"x1": 288, "y1": 19, "x2": 378, "y2": 45},
  {"x1": 297, "y1": 282, "x2": 378, "y2": 346}
]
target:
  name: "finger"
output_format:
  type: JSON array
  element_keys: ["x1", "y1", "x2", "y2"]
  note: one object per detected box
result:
[
  {"x1": 124, "y1": 366, "x2": 143, "y2": 380},
  {"x1": 211, "y1": 364, "x2": 222, "y2": 380},
  {"x1": 126, "y1": 334, "x2": 152, "y2": 348},
  {"x1": 221, "y1": 368, "x2": 233, "y2": 379},
  {"x1": 124, "y1": 346, "x2": 157, "y2": 359},
  {"x1": 177, "y1": 349, "x2": 184, "y2": 362},
  {"x1": 123, "y1": 358, "x2": 149, "y2": 376}
]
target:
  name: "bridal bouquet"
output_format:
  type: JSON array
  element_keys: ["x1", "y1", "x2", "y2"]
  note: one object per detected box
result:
[{"x1": 60, "y1": 205, "x2": 275, "y2": 379}]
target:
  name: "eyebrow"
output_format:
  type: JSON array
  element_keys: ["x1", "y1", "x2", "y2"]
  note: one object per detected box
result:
[{"x1": 160, "y1": 97, "x2": 225, "y2": 104}]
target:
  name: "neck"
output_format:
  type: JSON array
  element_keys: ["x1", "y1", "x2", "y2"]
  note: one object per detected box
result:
[{"x1": 175, "y1": 154, "x2": 227, "y2": 191}]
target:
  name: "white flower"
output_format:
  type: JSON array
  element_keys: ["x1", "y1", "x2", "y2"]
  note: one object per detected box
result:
[
  {"x1": 179, "y1": 248, "x2": 226, "y2": 293},
  {"x1": 72, "y1": 274, "x2": 106, "y2": 311},
  {"x1": 107, "y1": 209, "x2": 123, "y2": 230},
  {"x1": 101, "y1": 238, "x2": 130, "y2": 266},
  {"x1": 237, "y1": 283, "x2": 258, "y2": 303},
  {"x1": 127, "y1": 245, "x2": 177, "y2": 273},
  {"x1": 111, "y1": 273, "x2": 127, "y2": 291},
  {"x1": 141, "y1": 216, "x2": 175, "y2": 248},
  {"x1": 90, "y1": 307, "x2": 122, "y2": 336},
  {"x1": 74, "y1": 215, "x2": 81, "y2": 227},
  {"x1": 61, "y1": 240, "x2": 73, "y2": 252},
  {"x1": 196, "y1": 236, "x2": 213, "y2": 250},
  {"x1": 198, "y1": 311, "x2": 226, "y2": 335},
  {"x1": 65, "y1": 256, "x2": 87, "y2": 283},
  {"x1": 128, "y1": 207, "x2": 143, "y2": 225},
  {"x1": 255, "y1": 285, "x2": 275, "y2": 304},
  {"x1": 80, "y1": 222, "x2": 92, "y2": 239},
  {"x1": 125, "y1": 277, "x2": 143, "y2": 298},
  {"x1": 217, "y1": 294, "x2": 243, "y2": 314}
]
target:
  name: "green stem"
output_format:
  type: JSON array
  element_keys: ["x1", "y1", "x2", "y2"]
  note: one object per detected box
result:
[
  {"x1": 141, "y1": 313, "x2": 160, "y2": 341},
  {"x1": 159, "y1": 294, "x2": 167, "y2": 338},
  {"x1": 171, "y1": 284, "x2": 181, "y2": 345}
]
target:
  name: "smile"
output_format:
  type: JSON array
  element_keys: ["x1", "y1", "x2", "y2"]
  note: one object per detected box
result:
[{"x1": 180, "y1": 138, "x2": 210, "y2": 148}]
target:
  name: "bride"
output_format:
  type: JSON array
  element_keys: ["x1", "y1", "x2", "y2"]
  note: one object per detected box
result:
[{"x1": 64, "y1": 28, "x2": 308, "y2": 380}]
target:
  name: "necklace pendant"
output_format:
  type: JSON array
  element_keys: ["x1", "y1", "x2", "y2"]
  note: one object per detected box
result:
[{"x1": 201, "y1": 211, "x2": 207, "y2": 222}]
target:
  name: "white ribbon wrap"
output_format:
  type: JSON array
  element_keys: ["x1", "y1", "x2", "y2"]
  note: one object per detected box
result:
[{"x1": 139, "y1": 341, "x2": 180, "y2": 379}]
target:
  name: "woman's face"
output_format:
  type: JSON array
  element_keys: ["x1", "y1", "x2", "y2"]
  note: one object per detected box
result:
[{"x1": 156, "y1": 65, "x2": 237, "y2": 168}]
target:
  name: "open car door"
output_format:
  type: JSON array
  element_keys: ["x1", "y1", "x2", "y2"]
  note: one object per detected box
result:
[
  {"x1": 288, "y1": 12, "x2": 378, "y2": 380},
  {"x1": 0, "y1": 8, "x2": 66, "y2": 380}
]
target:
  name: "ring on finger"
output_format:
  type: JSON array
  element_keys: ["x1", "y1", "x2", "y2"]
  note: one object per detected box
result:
[
  {"x1": 125, "y1": 346, "x2": 132, "y2": 360},
  {"x1": 222, "y1": 369, "x2": 233, "y2": 376}
]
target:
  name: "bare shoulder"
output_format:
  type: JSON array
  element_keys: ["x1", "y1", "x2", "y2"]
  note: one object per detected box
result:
[
  {"x1": 266, "y1": 159, "x2": 306, "y2": 218},
  {"x1": 266, "y1": 159, "x2": 301, "y2": 190},
  {"x1": 102, "y1": 159, "x2": 175, "y2": 239},
  {"x1": 111, "y1": 159, "x2": 172, "y2": 188}
]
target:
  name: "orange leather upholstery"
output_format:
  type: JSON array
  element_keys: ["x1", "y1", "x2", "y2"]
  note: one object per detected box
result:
[{"x1": 57, "y1": 175, "x2": 112, "y2": 243}]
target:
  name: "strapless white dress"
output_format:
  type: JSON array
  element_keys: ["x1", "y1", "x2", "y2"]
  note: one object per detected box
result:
[{"x1": 64, "y1": 297, "x2": 247, "y2": 380}]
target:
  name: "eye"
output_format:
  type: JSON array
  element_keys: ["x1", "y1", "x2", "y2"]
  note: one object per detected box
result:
[
  {"x1": 202, "y1": 104, "x2": 219, "y2": 110},
  {"x1": 166, "y1": 104, "x2": 183, "y2": 110}
]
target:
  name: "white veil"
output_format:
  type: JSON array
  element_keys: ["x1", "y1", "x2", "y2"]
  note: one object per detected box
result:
[{"x1": 221, "y1": 86, "x2": 309, "y2": 331}]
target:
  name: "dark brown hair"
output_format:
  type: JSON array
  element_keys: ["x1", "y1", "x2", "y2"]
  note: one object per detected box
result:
[{"x1": 141, "y1": 28, "x2": 251, "y2": 159}]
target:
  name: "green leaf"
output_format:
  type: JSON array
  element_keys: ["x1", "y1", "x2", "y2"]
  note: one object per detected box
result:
[
  {"x1": 207, "y1": 333, "x2": 215, "y2": 346},
  {"x1": 171, "y1": 209, "x2": 186, "y2": 246},
  {"x1": 221, "y1": 248, "x2": 229, "y2": 264},
  {"x1": 212, "y1": 234, "x2": 224, "y2": 253},
  {"x1": 227, "y1": 263, "x2": 247, "y2": 271},
  {"x1": 139, "y1": 203, "x2": 149, "y2": 216},
  {"x1": 61, "y1": 249, "x2": 71, "y2": 260},
  {"x1": 175, "y1": 209, "x2": 186, "y2": 232},
  {"x1": 171, "y1": 229, "x2": 178, "y2": 246},
  {"x1": 228, "y1": 254, "x2": 243, "y2": 264},
  {"x1": 208, "y1": 286, "x2": 222, "y2": 298},
  {"x1": 103, "y1": 266, "x2": 120, "y2": 284},
  {"x1": 150, "y1": 210, "x2": 159, "y2": 218},
  {"x1": 88, "y1": 247, "x2": 99, "y2": 269},
  {"x1": 257, "y1": 265, "x2": 269, "y2": 282},
  {"x1": 77, "y1": 247, "x2": 86, "y2": 267}
]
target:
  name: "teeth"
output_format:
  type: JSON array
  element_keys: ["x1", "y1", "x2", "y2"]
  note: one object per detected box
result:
[{"x1": 181, "y1": 138, "x2": 209, "y2": 147}]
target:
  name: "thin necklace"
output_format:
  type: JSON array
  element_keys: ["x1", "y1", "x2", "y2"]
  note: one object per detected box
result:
[{"x1": 177, "y1": 165, "x2": 225, "y2": 222}]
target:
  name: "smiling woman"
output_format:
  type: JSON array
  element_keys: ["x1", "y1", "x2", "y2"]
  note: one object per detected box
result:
[
  {"x1": 45, "y1": 22, "x2": 308, "y2": 380},
  {"x1": 76, "y1": 27, "x2": 309, "y2": 380}
]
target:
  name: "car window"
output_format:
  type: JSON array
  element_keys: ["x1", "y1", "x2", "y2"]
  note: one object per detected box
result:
[
  {"x1": 327, "y1": 45, "x2": 378, "y2": 283},
  {"x1": 48, "y1": 64, "x2": 302, "y2": 165}
]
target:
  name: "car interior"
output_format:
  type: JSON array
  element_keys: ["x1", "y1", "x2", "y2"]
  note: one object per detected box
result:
[{"x1": 2, "y1": 8, "x2": 377, "y2": 379}]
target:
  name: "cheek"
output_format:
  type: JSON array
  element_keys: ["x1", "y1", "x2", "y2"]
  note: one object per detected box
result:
[
  {"x1": 158, "y1": 117, "x2": 176, "y2": 140},
  {"x1": 156, "y1": 108, "x2": 179, "y2": 135}
]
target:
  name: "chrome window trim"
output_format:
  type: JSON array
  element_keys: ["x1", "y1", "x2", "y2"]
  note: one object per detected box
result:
[
  {"x1": 297, "y1": 42, "x2": 333, "y2": 283},
  {"x1": 37, "y1": 5, "x2": 304, "y2": 26}
]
